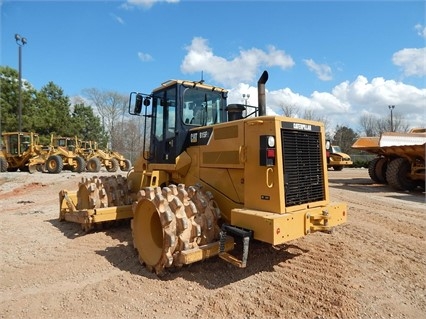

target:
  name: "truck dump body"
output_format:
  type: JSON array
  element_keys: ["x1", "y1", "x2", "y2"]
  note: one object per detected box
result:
[{"x1": 352, "y1": 129, "x2": 425, "y2": 191}]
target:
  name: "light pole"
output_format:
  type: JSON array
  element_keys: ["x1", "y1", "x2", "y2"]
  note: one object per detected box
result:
[
  {"x1": 388, "y1": 105, "x2": 395, "y2": 132},
  {"x1": 242, "y1": 93, "x2": 250, "y2": 106},
  {"x1": 15, "y1": 33, "x2": 27, "y2": 133},
  {"x1": 242, "y1": 93, "x2": 250, "y2": 117}
]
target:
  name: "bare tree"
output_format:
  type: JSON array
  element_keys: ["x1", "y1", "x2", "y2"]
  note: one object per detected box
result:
[
  {"x1": 83, "y1": 88, "x2": 128, "y2": 149},
  {"x1": 112, "y1": 118, "x2": 145, "y2": 162},
  {"x1": 302, "y1": 109, "x2": 330, "y2": 130},
  {"x1": 280, "y1": 103, "x2": 299, "y2": 117},
  {"x1": 361, "y1": 112, "x2": 409, "y2": 136},
  {"x1": 359, "y1": 114, "x2": 378, "y2": 137}
]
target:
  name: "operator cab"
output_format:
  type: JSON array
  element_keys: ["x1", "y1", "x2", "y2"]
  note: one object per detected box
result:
[{"x1": 129, "y1": 80, "x2": 228, "y2": 164}]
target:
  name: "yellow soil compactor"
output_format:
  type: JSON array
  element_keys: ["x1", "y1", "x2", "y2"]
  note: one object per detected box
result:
[{"x1": 59, "y1": 71, "x2": 347, "y2": 275}]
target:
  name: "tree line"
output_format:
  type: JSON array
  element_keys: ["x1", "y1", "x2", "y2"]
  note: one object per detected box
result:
[{"x1": 0, "y1": 66, "x2": 144, "y2": 162}]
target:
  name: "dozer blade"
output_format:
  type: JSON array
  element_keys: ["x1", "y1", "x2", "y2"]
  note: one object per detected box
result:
[{"x1": 59, "y1": 189, "x2": 133, "y2": 232}]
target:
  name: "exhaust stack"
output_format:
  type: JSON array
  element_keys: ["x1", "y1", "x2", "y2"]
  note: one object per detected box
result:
[{"x1": 257, "y1": 70, "x2": 268, "y2": 116}]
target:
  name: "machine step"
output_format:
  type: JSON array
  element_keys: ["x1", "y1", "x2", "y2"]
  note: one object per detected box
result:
[{"x1": 219, "y1": 224, "x2": 253, "y2": 268}]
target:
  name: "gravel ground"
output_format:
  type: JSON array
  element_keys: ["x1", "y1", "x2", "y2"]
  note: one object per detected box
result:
[{"x1": 0, "y1": 168, "x2": 425, "y2": 319}]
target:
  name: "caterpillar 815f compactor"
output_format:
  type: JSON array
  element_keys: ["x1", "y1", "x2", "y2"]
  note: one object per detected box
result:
[{"x1": 59, "y1": 71, "x2": 347, "y2": 274}]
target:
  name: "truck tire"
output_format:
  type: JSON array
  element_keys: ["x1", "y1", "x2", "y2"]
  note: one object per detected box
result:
[
  {"x1": 368, "y1": 158, "x2": 387, "y2": 184},
  {"x1": 72, "y1": 156, "x2": 86, "y2": 173},
  {"x1": 86, "y1": 157, "x2": 101, "y2": 172},
  {"x1": 106, "y1": 158, "x2": 119, "y2": 172},
  {"x1": 385, "y1": 158, "x2": 415, "y2": 191},
  {"x1": 46, "y1": 155, "x2": 64, "y2": 174},
  {"x1": 333, "y1": 166, "x2": 343, "y2": 171}
]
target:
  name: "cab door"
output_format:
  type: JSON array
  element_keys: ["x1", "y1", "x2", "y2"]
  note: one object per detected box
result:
[{"x1": 151, "y1": 88, "x2": 177, "y2": 164}]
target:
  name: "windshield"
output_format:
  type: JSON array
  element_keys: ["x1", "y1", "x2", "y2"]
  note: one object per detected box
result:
[
  {"x1": 332, "y1": 145, "x2": 342, "y2": 153},
  {"x1": 182, "y1": 88, "x2": 224, "y2": 126}
]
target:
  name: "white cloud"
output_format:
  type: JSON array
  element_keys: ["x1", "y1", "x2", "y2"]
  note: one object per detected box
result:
[
  {"x1": 125, "y1": 0, "x2": 179, "y2": 9},
  {"x1": 110, "y1": 13, "x2": 124, "y2": 25},
  {"x1": 303, "y1": 59, "x2": 333, "y2": 81},
  {"x1": 180, "y1": 36, "x2": 424, "y2": 132},
  {"x1": 392, "y1": 47, "x2": 426, "y2": 77},
  {"x1": 181, "y1": 37, "x2": 294, "y2": 87},
  {"x1": 138, "y1": 52, "x2": 153, "y2": 62},
  {"x1": 227, "y1": 75, "x2": 426, "y2": 132},
  {"x1": 414, "y1": 24, "x2": 426, "y2": 39}
]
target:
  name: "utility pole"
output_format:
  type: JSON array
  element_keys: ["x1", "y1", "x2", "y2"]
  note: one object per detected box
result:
[
  {"x1": 388, "y1": 105, "x2": 395, "y2": 132},
  {"x1": 15, "y1": 34, "x2": 27, "y2": 133}
]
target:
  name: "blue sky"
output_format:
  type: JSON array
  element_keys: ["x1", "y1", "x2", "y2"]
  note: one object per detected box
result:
[{"x1": 1, "y1": 0, "x2": 425, "y2": 133}]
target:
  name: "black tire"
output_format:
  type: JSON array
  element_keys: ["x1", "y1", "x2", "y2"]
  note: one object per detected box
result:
[
  {"x1": 333, "y1": 166, "x2": 343, "y2": 171},
  {"x1": 86, "y1": 157, "x2": 101, "y2": 172},
  {"x1": 368, "y1": 157, "x2": 387, "y2": 184},
  {"x1": 414, "y1": 180, "x2": 425, "y2": 191},
  {"x1": 72, "y1": 156, "x2": 86, "y2": 173},
  {"x1": 106, "y1": 158, "x2": 119, "y2": 172},
  {"x1": 120, "y1": 159, "x2": 132, "y2": 171},
  {"x1": 0, "y1": 157, "x2": 8, "y2": 172},
  {"x1": 19, "y1": 165, "x2": 29, "y2": 172},
  {"x1": 385, "y1": 158, "x2": 416, "y2": 191},
  {"x1": 46, "y1": 155, "x2": 64, "y2": 174},
  {"x1": 375, "y1": 158, "x2": 388, "y2": 184}
]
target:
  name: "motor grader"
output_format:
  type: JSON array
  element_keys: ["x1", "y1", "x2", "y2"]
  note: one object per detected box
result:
[
  {"x1": 1, "y1": 131, "x2": 49, "y2": 173},
  {"x1": 59, "y1": 71, "x2": 347, "y2": 274},
  {"x1": 47, "y1": 135, "x2": 86, "y2": 174},
  {"x1": 352, "y1": 128, "x2": 425, "y2": 191},
  {"x1": 81, "y1": 141, "x2": 120, "y2": 173}
]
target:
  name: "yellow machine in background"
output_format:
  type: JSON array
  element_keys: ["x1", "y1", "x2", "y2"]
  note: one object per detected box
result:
[
  {"x1": 325, "y1": 140, "x2": 353, "y2": 171},
  {"x1": 352, "y1": 129, "x2": 425, "y2": 191},
  {"x1": 59, "y1": 71, "x2": 347, "y2": 274},
  {"x1": 1, "y1": 132, "x2": 49, "y2": 173}
]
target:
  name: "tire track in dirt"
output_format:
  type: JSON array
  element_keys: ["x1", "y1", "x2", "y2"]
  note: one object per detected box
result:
[{"x1": 328, "y1": 177, "x2": 426, "y2": 318}]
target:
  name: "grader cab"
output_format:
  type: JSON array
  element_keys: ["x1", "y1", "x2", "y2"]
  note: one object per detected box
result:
[
  {"x1": 1, "y1": 132, "x2": 49, "y2": 173},
  {"x1": 59, "y1": 71, "x2": 347, "y2": 274}
]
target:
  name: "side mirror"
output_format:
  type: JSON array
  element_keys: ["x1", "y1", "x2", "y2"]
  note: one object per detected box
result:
[
  {"x1": 144, "y1": 97, "x2": 151, "y2": 107},
  {"x1": 134, "y1": 94, "x2": 143, "y2": 114}
]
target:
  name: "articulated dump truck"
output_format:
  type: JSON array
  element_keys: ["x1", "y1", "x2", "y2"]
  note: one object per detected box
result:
[
  {"x1": 352, "y1": 129, "x2": 426, "y2": 191},
  {"x1": 59, "y1": 71, "x2": 347, "y2": 275}
]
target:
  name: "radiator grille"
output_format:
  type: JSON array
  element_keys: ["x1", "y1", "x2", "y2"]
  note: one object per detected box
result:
[{"x1": 281, "y1": 129, "x2": 325, "y2": 206}]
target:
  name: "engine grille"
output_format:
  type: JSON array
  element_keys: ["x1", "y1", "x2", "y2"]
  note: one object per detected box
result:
[{"x1": 281, "y1": 128, "x2": 325, "y2": 206}]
